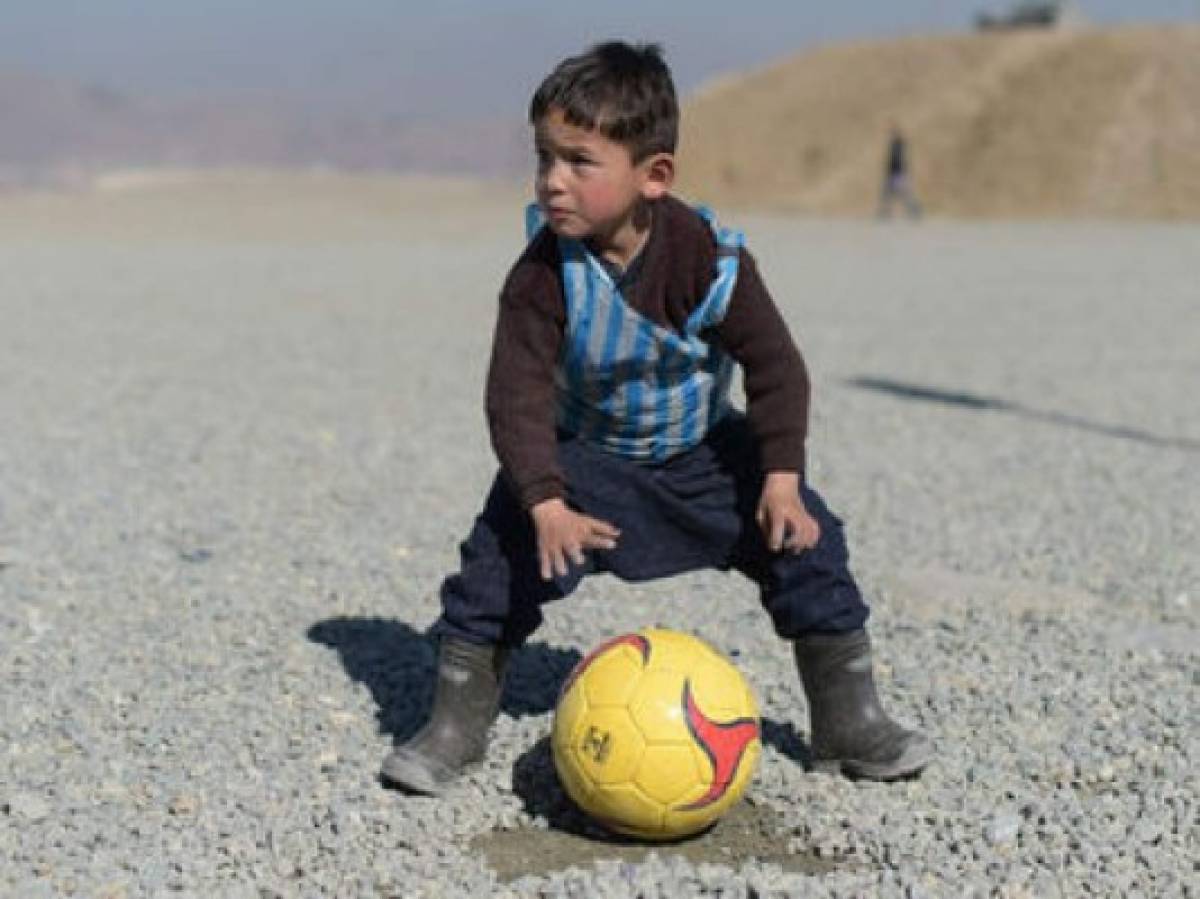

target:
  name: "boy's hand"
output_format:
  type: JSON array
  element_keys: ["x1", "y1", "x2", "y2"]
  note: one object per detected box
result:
[
  {"x1": 756, "y1": 471, "x2": 820, "y2": 553},
  {"x1": 530, "y1": 498, "x2": 621, "y2": 580}
]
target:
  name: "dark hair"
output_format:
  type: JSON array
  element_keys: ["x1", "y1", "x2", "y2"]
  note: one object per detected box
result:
[{"x1": 529, "y1": 41, "x2": 678, "y2": 161}]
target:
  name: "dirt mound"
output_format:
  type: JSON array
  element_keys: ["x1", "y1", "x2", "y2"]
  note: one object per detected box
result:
[{"x1": 678, "y1": 25, "x2": 1200, "y2": 218}]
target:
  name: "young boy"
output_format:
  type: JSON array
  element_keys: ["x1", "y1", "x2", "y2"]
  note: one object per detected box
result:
[{"x1": 383, "y1": 41, "x2": 931, "y2": 794}]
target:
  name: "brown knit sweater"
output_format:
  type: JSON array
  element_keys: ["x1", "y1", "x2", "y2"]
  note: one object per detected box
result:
[{"x1": 486, "y1": 195, "x2": 811, "y2": 509}]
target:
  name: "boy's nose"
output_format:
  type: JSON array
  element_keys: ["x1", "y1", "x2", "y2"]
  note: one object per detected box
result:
[{"x1": 540, "y1": 159, "x2": 568, "y2": 193}]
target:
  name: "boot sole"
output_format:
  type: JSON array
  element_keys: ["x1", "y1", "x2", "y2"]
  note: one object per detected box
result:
[
  {"x1": 380, "y1": 753, "x2": 480, "y2": 796},
  {"x1": 812, "y1": 735, "x2": 934, "y2": 781}
]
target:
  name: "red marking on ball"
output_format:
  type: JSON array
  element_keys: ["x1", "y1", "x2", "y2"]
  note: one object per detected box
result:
[
  {"x1": 677, "y1": 680, "x2": 759, "y2": 811},
  {"x1": 559, "y1": 633, "x2": 651, "y2": 698}
]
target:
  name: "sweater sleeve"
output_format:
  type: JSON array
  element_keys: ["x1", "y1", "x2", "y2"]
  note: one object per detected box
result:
[
  {"x1": 484, "y1": 237, "x2": 568, "y2": 508},
  {"x1": 715, "y1": 248, "x2": 810, "y2": 477}
]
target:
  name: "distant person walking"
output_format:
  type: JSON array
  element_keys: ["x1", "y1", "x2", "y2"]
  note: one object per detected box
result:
[{"x1": 878, "y1": 124, "x2": 922, "y2": 219}]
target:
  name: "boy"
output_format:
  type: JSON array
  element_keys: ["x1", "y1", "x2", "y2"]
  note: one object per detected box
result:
[{"x1": 383, "y1": 41, "x2": 931, "y2": 795}]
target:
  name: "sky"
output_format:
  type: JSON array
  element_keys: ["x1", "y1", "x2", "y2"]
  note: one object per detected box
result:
[{"x1": 3, "y1": 0, "x2": 1198, "y2": 121}]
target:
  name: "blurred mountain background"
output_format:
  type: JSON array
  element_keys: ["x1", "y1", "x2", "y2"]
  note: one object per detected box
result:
[
  {"x1": 2, "y1": 2, "x2": 1198, "y2": 217},
  {"x1": 0, "y1": 66, "x2": 529, "y2": 182}
]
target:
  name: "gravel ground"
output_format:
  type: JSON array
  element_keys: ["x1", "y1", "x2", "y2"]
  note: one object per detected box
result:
[{"x1": 1, "y1": 180, "x2": 1197, "y2": 897}]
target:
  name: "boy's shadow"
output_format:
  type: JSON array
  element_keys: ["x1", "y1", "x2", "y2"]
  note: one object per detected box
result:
[
  {"x1": 307, "y1": 616, "x2": 585, "y2": 742},
  {"x1": 310, "y1": 615, "x2": 813, "y2": 827}
]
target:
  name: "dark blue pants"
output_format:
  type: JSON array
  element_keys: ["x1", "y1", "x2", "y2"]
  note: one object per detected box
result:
[{"x1": 432, "y1": 414, "x2": 869, "y2": 646}]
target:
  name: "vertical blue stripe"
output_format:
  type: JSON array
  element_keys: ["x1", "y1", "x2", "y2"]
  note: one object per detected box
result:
[
  {"x1": 591, "y1": 279, "x2": 626, "y2": 441},
  {"x1": 600, "y1": 277, "x2": 625, "y2": 366},
  {"x1": 679, "y1": 364, "x2": 701, "y2": 447},
  {"x1": 619, "y1": 316, "x2": 656, "y2": 454},
  {"x1": 652, "y1": 350, "x2": 675, "y2": 460},
  {"x1": 608, "y1": 295, "x2": 643, "y2": 451},
  {"x1": 666, "y1": 353, "x2": 691, "y2": 458},
  {"x1": 571, "y1": 256, "x2": 598, "y2": 436},
  {"x1": 550, "y1": 207, "x2": 744, "y2": 460}
]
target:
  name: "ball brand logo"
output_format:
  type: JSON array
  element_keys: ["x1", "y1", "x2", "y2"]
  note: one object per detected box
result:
[
  {"x1": 580, "y1": 725, "x2": 613, "y2": 764},
  {"x1": 677, "y1": 680, "x2": 759, "y2": 811}
]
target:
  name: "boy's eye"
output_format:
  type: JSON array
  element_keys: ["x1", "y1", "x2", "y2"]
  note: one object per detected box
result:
[{"x1": 532, "y1": 145, "x2": 596, "y2": 172}]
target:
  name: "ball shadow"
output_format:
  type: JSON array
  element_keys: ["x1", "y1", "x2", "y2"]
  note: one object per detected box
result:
[
  {"x1": 510, "y1": 715, "x2": 814, "y2": 841},
  {"x1": 511, "y1": 736, "x2": 630, "y2": 842}
]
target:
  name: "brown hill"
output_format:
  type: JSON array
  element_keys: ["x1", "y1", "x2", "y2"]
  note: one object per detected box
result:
[{"x1": 678, "y1": 25, "x2": 1200, "y2": 218}]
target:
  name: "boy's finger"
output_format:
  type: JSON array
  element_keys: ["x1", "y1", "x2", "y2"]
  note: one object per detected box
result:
[
  {"x1": 569, "y1": 544, "x2": 585, "y2": 566},
  {"x1": 539, "y1": 548, "x2": 552, "y2": 581},
  {"x1": 553, "y1": 549, "x2": 569, "y2": 578},
  {"x1": 582, "y1": 533, "x2": 617, "y2": 550},
  {"x1": 770, "y1": 518, "x2": 786, "y2": 552},
  {"x1": 591, "y1": 520, "x2": 621, "y2": 538}
]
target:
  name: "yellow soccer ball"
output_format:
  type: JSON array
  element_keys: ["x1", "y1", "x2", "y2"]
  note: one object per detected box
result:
[{"x1": 551, "y1": 628, "x2": 761, "y2": 841}]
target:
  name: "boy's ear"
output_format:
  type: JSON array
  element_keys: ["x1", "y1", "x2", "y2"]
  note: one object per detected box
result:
[{"x1": 639, "y1": 152, "x2": 675, "y2": 200}]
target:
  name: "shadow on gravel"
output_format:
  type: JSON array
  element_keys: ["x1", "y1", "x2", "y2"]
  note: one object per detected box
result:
[
  {"x1": 846, "y1": 375, "x2": 1200, "y2": 451},
  {"x1": 310, "y1": 619, "x2": 834, "y2": 879},
  {"x1": 308, "y1": 617, "x2": 584, "y2": 742},
  {"x1": 309, "y1": 617, "x2": 814, "y2": 757},
  {"x1": 472, "y1": 735, "x2": 839, "y2": 883}
]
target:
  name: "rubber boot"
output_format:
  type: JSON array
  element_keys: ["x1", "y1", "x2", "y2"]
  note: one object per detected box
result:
[
  {"x1": 380, "y1": 637, "x2": 510, "y2": 795},
  {"x1": 794, "y1": 630, "x2": 932, "y2": 780}
]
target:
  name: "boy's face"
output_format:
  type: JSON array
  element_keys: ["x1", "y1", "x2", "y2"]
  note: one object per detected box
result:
[{"x1": 533, "y1": 107, "x2": 672, "y2": 246}]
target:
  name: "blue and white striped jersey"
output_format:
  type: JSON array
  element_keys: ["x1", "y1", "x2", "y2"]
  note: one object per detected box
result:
[{"x1": 525, "y1": 203, "x2": 744, "y2": 462}]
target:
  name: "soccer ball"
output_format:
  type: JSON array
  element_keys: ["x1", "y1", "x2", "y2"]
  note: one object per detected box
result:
[{"x1": 551, "y1": 628, "x2": 761, "y2": 841}]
